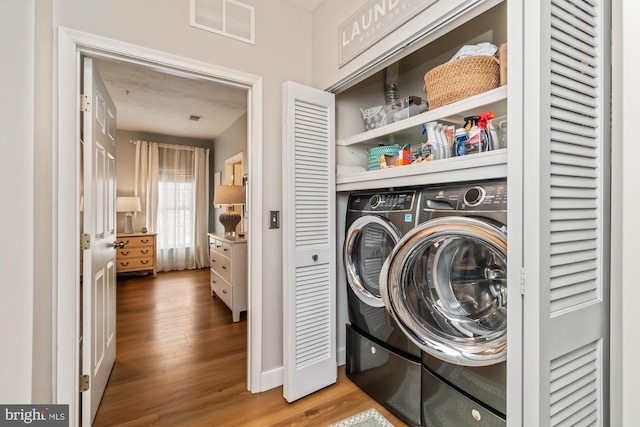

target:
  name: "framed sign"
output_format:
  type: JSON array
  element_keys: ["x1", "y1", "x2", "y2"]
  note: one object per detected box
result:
[{"x1": 339, "y1": 0, "x2": 438, "y2": 67}]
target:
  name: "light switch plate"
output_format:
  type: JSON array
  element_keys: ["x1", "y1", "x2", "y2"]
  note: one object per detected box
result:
[{"x1": 269, "y1": 211, "x2": 279, "y2": 229}]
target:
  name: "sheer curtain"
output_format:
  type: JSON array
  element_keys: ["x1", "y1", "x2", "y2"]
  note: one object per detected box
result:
[{"x1": 134, "y1": 140, "x2": 209, "y2": 271}]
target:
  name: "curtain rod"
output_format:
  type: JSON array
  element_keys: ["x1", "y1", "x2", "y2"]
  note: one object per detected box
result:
[{"x1": 130, "y1": 140, "x2": 209, "y2": 153}]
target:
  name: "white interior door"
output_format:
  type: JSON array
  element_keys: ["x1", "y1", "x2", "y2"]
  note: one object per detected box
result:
[
  {"x1": 282, "y1": 81, "x2": 336, "y2": 402},
  {"x1": 81, "y1": 56, "x2": 117, "y2": 425}
]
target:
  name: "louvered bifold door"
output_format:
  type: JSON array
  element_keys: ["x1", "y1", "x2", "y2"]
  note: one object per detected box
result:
[
  {"x1": 282, "y1": 81, "x2": 336, "y2": 402},
  {"x1": 519, "y1": 0, "x2": 611, "y2": 426}
]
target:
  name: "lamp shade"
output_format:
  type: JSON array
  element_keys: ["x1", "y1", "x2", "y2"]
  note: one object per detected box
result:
[
  {"x1": 214, "y1": 185, "x2": 245, "y2": 205},
  {"x1": 116, "y1": 196, "x2": 141, "y2": 213}
]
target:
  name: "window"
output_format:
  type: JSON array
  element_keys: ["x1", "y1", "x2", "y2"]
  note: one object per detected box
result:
[
  {"x1": 157, "y1": 180, "x2": 195, "y2": 250},
  {"x1": 134, "y1": 140, "x2": 209, "y2": 272}
]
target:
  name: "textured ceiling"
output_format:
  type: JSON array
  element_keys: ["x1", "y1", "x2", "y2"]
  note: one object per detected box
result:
[
  {"x1": 93, "y1": 58, "x2": 248, "y2": 141},
  {"x1": 92, "y1": 0, "x2": 323, "y2": 141}
]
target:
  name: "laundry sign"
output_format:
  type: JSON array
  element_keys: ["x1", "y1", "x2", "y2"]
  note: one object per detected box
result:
[{"x1": 339, "y1": 0, "x2": 438, "y2": 67}]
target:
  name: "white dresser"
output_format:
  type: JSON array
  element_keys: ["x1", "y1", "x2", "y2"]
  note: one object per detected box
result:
[{"x1": 208, "y1": 233, "x2": 247, "y2": 322}]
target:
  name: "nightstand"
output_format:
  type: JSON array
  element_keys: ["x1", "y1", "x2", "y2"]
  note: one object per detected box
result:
[{"x1": 116, "y1": 233, "x2": 157, "y2": 277}]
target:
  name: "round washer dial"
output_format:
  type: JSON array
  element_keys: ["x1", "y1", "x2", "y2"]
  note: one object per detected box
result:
[
  {"x1": 369, "y1": 194, "x2": 382, "y2": 209},
  {"x1": 463, "y1": 186, "x2": 486, "y2": 207}
]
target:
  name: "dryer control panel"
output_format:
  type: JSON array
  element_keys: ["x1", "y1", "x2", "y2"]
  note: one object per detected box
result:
[{"x1": 348, "y1": 190, "x2": 416, "y2": 212}]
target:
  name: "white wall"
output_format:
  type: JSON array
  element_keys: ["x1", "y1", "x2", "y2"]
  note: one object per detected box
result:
[
  {"x1": 0, "y1": 0, "x2": 35, "y2": 402},
  {"x1": 23, "y1": 0, "x2": 314, "y2": 399},
  {"x1": 212, "y1": 113, "x2": 248, "y2": 234}
]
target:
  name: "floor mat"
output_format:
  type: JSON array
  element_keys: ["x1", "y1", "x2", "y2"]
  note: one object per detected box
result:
[{"x1": 329, "y1": 408, "x2": 395, "y2": 427}]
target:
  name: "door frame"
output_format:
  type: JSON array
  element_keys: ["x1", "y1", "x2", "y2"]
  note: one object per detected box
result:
[{"x1": 55, "y1": 27, "x2": 264, "y2": 423}]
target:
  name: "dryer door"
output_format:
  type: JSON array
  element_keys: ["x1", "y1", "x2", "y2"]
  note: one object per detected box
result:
[
  {"x1": 344, "y1": 215, "x2": 401, "y2": 308},
  {"x1": 381, "y1": 216, "x2": 507, "y2": 366}
]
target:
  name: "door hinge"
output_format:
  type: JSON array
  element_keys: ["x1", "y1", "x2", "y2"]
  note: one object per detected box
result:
[
  {"x1": 79, "y1": 374, "x2": 90, "y2": 392},
  {"x1": 520, "y1": 268, "x2": 525, "y2": 295},
  {"x1": 80, "y1": 94, "x2": 91, "y2": 112},
  {"x1": 80, "y1": 233, "x2": 91, "y2": 250}
]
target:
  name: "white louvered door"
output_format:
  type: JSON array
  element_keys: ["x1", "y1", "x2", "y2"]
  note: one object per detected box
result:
[
  {"x1": 282, "y1": 81, "x2": 336, "y2": 402},
  {"x1": 518, "y1": 0, "x2": 611, "y2": 425}
]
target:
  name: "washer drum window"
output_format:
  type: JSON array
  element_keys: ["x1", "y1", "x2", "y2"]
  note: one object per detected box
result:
[
  {"x1": 381, "y1": 216, "x2": 507, "y2": 366},
  {"x1": 344, "y1": 215, "x2": 401, "y2": 308}
]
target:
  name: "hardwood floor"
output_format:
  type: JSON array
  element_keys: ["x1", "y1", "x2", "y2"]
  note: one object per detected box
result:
[{"x1": 92, "y1": 269, "x2": 409, "y2": 426}]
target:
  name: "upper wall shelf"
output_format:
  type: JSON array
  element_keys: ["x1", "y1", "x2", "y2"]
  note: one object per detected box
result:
[{"x1": 338, "y1": 86, "x2": 507, "y2": 148}]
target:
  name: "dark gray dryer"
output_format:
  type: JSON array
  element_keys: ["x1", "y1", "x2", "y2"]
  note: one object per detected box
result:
[
  {"x1": 344, "y1": 188, "x2": 421, "y2": 427},
  {"x1": 380, "y1": 179, "x2": 508, "y2": 427}
]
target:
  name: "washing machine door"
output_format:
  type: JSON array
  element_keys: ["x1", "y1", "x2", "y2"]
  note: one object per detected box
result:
[
  {"x1": 381, "y1": 216, "x2": 507, "y2": 366},
  {"x1": 345, "y1": 215, "x2": 401, "y2": 308}
]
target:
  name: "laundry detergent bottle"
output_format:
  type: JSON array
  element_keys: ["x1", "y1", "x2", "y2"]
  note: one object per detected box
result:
[{"x1": 423, "y1": 122, "x2": 439, "y2": 160}]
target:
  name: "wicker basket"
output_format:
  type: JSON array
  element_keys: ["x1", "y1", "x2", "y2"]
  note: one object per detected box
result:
[{"x1": 423, "y1": 56, "x2": 500, "y2": 110}]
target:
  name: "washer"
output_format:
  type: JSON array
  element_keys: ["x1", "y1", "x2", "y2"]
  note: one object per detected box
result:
[
  {"x1": 344, "y1": 188, "x2": 421, "y2": 427},
  {"x1": 380, "y1": 179, "x2": 508, "y2": 427}
]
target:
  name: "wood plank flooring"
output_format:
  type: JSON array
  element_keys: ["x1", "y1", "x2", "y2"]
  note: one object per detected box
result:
[{"x1": 92, "y1": 269, "x2": 409, "y2": 426}]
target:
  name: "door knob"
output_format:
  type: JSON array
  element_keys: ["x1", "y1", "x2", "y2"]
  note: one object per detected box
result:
[
  {"x1": 312, "y1": 255, "x2": 318, "y2": 261},
  {"x1": 114, "y1": 241, "x2": 125, "y2": 249}
]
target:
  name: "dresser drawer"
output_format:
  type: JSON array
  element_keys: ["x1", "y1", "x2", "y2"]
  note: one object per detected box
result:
[
  {"x1": 210, "y1": 268, "x2": 233, "y2": 311},
  {"x1": 117, "y1": 247, "x2": 154, "y2": 258},
  {"x1": 120, "y1": 235, "x2": 155, "y2": 248},
  {"x1": 211, "y1": 238, "x2": 233, "y2": 257},
  {"x1": 210, "y1": 269, "x2": 224, "y2": 295},
  {"x1": 117, "y1": 256, "x2": 154, "y2": 270},
  {"x1": 210, "y1": 251, "x2": 232, "y2": 283}
]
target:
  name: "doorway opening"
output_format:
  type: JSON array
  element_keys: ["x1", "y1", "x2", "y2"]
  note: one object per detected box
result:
[{"x1": 56, "y1": 27, "x2": 264, "y2": 424}]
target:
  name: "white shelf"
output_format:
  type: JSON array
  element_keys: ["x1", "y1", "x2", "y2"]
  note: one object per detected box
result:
[
  {"x1": 338, "y1": 86, "x2": 508, "y2": 148},
  {"x1": 336, "y1": 149, "x2": 507, "y2": 192}
]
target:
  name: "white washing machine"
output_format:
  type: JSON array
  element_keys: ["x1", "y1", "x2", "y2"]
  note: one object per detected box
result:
[{"x1": 380, "y1": 179, "x2": 508, "y2": 426}]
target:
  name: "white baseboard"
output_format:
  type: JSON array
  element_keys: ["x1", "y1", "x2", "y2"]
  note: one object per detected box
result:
[
  {"x1": 258, "y1": 366, "x2": 283, "y2": 392},
  {"x1": 255, "y1": 348, "x2": 346, "y2": 394},
  {"x1": 337, "y1": 346, "x2": 346, "y2": 366}
]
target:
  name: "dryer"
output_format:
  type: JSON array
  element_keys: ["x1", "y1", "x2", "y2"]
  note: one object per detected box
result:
[
  {"x1": 380, "y1": 179, "x2": 508, "y2": 427},
  {"x1": 344, "y1": 188, "x2": 421, "y2": 427}
]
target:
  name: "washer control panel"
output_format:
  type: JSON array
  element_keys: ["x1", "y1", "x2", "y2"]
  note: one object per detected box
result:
[{"x1": 423, "y1": 180, "x2": 508, "y2": 212}]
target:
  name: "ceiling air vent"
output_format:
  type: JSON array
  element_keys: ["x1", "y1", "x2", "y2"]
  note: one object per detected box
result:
[{"x1": 190, "y1": 0, "x2": 255, "y2": 45}]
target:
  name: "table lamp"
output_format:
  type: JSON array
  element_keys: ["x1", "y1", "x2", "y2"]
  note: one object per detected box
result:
[
  {"x1": 214, "y1": 185, "x2": 245, "y2": 236},
  {"x1": 117, "y1": 196, "x2": 142, "y2": 234}
]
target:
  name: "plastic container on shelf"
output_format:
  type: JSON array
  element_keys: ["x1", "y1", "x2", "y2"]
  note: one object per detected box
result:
[
  {"x1": 366, "y1": 145, "x2": 403, "y2": 170},
  {"x1": 489, "y1": 115, "x2": 508, "y2": 150},
  {"x1": 361, "y1": 105, "x2": 390, "y2": 131}
]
